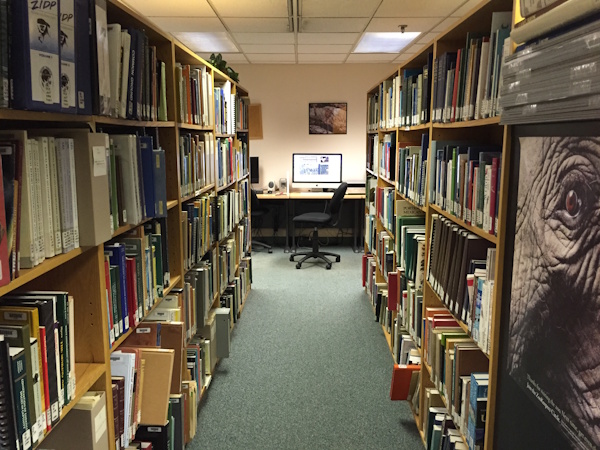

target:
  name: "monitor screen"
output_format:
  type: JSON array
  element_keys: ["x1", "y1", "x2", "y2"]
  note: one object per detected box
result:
[
  {"x1": 292, "y1": 153, "x2": 342, "y2": 186},
  {"x1": 250, "y1": 156, "x2": 259, "y2": 184}
]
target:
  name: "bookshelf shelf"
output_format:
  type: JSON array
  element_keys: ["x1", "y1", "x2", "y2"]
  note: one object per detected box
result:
[
  {"x1": 0, "y1": 1, "x2": 252, "y2": 447},
  {"x1": 429, "y1": 204, "x2": 498, "y2": 245},
  {"x1": 93, "y1": 117, "x2": 175, "y2": 128},
  {"x1": 364, "y1": 1, "x2": 511, "y2": 447},
  {"x1": 177, "y1": 123, "x2": 214, "y2": 131},
  {"x1": 432, "y1": 116, "x2": 501, "y2": 129},
  {"x1": 216, "y1": 133, "x2": 235, "y2": 138},
  {"x1": 425, "y1": 281, "x2": 471, "y2": 336},
  {"x1": 0, "y1": 248, "x2": 85, "y2": 298}
]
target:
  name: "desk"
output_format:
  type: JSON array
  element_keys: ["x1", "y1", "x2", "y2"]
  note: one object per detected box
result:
[{"x1": 257, "y1": 192, "x2": 365, "y2": 252}]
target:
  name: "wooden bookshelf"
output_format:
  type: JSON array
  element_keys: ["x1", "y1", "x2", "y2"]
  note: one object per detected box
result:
[
  {"x1": 0, "y1": 1, "x2": 252, "y2": 449},
  {"x1": 364, "y1": 1, "x2": 513, "y2": 448}
]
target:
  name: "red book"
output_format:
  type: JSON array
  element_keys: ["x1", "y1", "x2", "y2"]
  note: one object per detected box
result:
[
  {"x1": 126, "y1": 257, "x2": 138, "y2": 327},
  {"x1": 390, "y1": 364, "x2": 421, "y2": 400},
  {"x1": 362, "y1": 254, "x2": 368, "y2": 287},
  {"x1": 489, "y1": 157, "x2": 499, "y2": 235},
  {"x1": 387, "y1": 271, "x2": 399, "y2": 312},
  {"x1": 39, "y1": 326, "x2": 52, "y2": 432},
  {"x1": 451, "y1": 49, "x2": 462, "y2": 122},
  {"x1": 432, "y1": 316, "x2": 460, "y2": 328}
]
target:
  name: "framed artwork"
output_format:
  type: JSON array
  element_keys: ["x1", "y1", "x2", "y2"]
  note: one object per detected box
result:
[
  {"x1": 309, "y1": 103, "x2": 347, "y2": 135},
  {"x1": 498, "y1": 122, "x2": 600, "y2": 450}
]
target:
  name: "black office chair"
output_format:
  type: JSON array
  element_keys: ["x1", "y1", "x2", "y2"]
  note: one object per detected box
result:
[
  {"x1": 251, "y1": 189, "x2": 273, "y2": 253},
  {"x1": 289, "y1": 182, "x2": 348, "y2": 269}
]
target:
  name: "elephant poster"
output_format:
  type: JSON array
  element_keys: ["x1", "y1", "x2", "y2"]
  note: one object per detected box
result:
[{"x1": 509, "y1": 136, "x2": 600, "y2": 450}]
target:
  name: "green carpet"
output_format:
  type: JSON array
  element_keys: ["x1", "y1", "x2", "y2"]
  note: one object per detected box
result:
[{"x1": 188, "y1": 247, "x2": 423, "y2": 449}]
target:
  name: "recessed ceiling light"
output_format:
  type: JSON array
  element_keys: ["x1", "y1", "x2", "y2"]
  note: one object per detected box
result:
[
  {"x1": 354, "y1": 32, "x2": 420, "y2": 53},
  {"x1": 172, "y1": 32, "x2": 238, "y2": 53}
]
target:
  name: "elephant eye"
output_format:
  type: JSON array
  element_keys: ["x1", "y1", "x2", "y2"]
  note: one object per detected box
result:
[{"x1": 565, "y1": 189, "x2": 582, "y2": 217}]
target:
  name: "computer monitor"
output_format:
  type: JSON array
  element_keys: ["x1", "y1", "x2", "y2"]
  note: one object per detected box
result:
[
  {"x1": 292, "y1": 153, "x2": 342, "y2": 191},
  {"x1": 250, "y1": 156, "x2": 259, "y2": 184}
]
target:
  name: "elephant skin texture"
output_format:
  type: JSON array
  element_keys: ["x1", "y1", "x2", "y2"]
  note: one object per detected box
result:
[{"x1": 509, "y1": 136, "x2": 600, "y2": 450}]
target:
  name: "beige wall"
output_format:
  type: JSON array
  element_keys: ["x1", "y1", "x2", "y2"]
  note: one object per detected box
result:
[{"x1": 236, "y1": 63, "x2": 396, "y2": 189}]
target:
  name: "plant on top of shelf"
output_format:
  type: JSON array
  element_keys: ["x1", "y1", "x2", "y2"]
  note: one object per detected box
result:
[{"x1": 209, "y1": 53, "x2": 239, "y2": 82}]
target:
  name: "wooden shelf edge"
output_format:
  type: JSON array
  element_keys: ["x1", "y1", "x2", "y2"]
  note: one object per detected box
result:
[
  {"x1": 0, "y1": 248, "x2": 85, "y2": 297},
  {"x1": 167, "y1": 200, "x2": 179, "y2": 210},
  {"x1": 396, "y1": 192, "x2": 427, "y2": 213},
  {"x1": 181, "y1": 184, "x2": 216, "y2": 202},
  {"x1": 177, "y1": 123, "x2": 214, "y2": 131},
  {"x1": 217, "y1": 179, "x2": 236, "y2": 192},
  {"x1": 429, "y1": 204, "x2": 498, "y2": 244},
  {"x1": 94, "y1": 117, "x2": 175, "y2": 128},
  {"x1": 0, "y1": 109, "x2": 93, "y2": 123},
  {"x1": 425, "y1": 280, "x2": 475, "y2": 338},
  {"x1": 366, "y1": 168, "x2": 377, "y2": 177},
  {"x1": 432, "y1": 116, "x2": 501, "y2": 129},
  {"x1": 378, "y1": 175, "x2": 395, "y2": 186}
]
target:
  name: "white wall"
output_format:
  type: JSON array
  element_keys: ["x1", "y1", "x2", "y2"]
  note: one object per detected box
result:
[{"x1": 236, "y1": 63, "x2": 396, "y2": 188}]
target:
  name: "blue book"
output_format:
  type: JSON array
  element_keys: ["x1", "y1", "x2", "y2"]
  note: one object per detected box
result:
[
  {"x1": 59, "y1": 0, "x2": 76, "y2": 113},
  {"x1": 105, "y1": 243, "x2": 129, "y2": 333},
  {"x1": 10, "y1": 0, "x2": 61, "y2": 111},
  {"x1": 74, "y1": 0, "x2": 92, "y2": 114},
  {"x1": 153, "y1": 148, "x2": 167, "y2": 218},
  {"x1": 139, "y1": 136, "x2": 157, "y2": 217}
]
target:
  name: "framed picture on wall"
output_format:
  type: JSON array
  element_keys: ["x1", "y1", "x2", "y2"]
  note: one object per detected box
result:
[
  {"x1": 309, "y1": 103, "x2": 347, "y2": 135},
  {"x1": 497, "y1": 122, "x2": 600, "y2": 450}
]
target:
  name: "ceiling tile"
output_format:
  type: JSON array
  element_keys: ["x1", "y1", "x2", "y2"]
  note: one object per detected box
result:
[
  {"x1": 233, "y1": 32, "x2": 295, "y2": 44},
  {"x1": 366, "y1": 17, "x2": 441, "y2": 33},
  {"x1": 209, "y1": 0, "x2": 288, "y2": 17},
  {"x1": 452, "y1": 0, "x2": 483, "y2": 17},
  {"x1": 431, "y1": 17, "x2": 460, "y2": 33},
  {"x1": 123, "y1": 0, "x2": 215, "y2": 17},
  {"x1": 298, "y1": 54, "x2": 347, "y2": 63},
  {"x1": 375, "y1": 0, "x2": 467, "y2": 18},
  {"x1": 417, "y1": 32, "x2": 439, "y2": 45},
  {"x1": 297, "y1": 33, "x2": 359, "y2": 45},
  {"x1": 301, "y1": 0, "x2": 379, "y2": 18},
  {"x1": 172, "y1": 32, "x2": 238, "y2": 53},
  {"x1": 149, "y1": 17, "x2": 225, "y2": 32},
  {"x1": 346, "y1": 53, "x2": 397, "y2": 63},
  {"x1": 240, "y1": 44, "x2": 295, "y2": 53},
  {"x1": 246, "y1": 53, "x2": 296, "y2": 63},
  {"x1": 410, "y1": 43, "x2": 426, "y2": 53},
  {"x1": 223, "y1": 18, "x2": 291, "y2": 33},
  {"x1": 300, "y1": 18, "x2": 369, "y2": 33},
  {"x1": 298, "y1": 44, "x2": 352, "y2": 54}
]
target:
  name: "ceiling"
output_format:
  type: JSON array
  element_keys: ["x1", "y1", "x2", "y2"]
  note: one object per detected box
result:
[{"x1": 122, "y1": 0, "x2": 482, "y2": 64}]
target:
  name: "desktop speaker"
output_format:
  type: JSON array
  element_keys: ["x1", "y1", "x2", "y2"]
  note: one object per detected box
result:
[
  {"x1": 267, "y1": 180, "x2": 275, "y2": 194},
  {"x1": 279, "y1": 178, "x2": 287, "y2": 193}
]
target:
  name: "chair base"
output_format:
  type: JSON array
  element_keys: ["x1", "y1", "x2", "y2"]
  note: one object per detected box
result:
[
  {"x1": 289, "y1": 251, "x2": 340, "y2": 269},
  {"x1": 289, "y1": 227, "x2": 340, "y2": 269},
  {"x1": 252, "y1": 240, "x2": 273, "y2": 253}
]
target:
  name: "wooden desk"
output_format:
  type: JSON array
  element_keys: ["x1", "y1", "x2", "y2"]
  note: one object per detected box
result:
[{"x1": 257, "y1": 191, "x2": 365, "y2": 252}]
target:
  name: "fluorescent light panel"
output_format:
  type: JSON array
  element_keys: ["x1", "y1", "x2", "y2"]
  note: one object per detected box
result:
[{"x1": 354, "y1": 32, "x2": 420, "y2": 53}]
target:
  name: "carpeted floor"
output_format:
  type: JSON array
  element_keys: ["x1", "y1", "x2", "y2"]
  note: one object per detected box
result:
[{"x1": 188, "y1": 247, "x2": 423, "y2": 450}]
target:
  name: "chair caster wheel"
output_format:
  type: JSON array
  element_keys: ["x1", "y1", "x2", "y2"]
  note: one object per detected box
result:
[
  {"x1": 268, "y1": 249, "x2": 273, "y2": 253},
  {"x1": 326, "y1": 264, "x2": 332, "y2": 270},
  {"x1": 336, "y1": 256, "x2": 340, "y2": 262},
  {"x1": 289, "y1": 255, "x2": 294, "y2": 261},
  {"x1": 296, "y1": 263, "x2": 301, "y2": 269}
]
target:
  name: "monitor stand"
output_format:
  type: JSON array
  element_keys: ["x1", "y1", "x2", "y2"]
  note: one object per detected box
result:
[{"x1": 308, "y1": 187, "x2": 326, "y2": 192}]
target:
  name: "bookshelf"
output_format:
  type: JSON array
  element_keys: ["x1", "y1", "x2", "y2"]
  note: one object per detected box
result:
[
  {"x1": 0, "y1": 1, "x2": 251, "y2": 449},
  {"x1": 364, "y1": 0, "x2": 513, "y2": 449}
]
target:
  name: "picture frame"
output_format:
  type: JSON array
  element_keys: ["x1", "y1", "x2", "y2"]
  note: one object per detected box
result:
[{"x1": 308, "y1": 102, "x2": 347, "y2": 135}]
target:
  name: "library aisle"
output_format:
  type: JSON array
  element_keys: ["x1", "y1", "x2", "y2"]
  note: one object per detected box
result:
[{"x1": 190, "y1": 248, "x2": 422, "y2": 449}]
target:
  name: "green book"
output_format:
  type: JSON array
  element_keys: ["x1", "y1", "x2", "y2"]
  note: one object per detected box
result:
[
  {"x1": 158, "y1": 61, "x2": 167, "y2": 121},
  {"x1": 109, "y1": 142, "x2": 119, "y2": 232},
  {"x1": 150, "y1": 234, "x2": 164, "y2": 297}
]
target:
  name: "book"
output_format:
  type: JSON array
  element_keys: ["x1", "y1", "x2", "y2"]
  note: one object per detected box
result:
[
  {"x1": 10, "y1": 0, "x2": 61, "y2": 111},
  {"x1": 59, "y1": 0, "x2": 77, "y2": 113},
  {"x1": 0, "y1": 335, "x2": 19, "y2": 450},
  {"x1": 94, "y1": 0, "x2": 111, "y2": 115},
  {"x1": 74, "y1": 0, "x2": 93, "y2": 114}
]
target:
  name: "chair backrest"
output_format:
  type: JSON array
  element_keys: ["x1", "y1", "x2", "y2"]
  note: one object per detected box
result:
[
  {"x1": 251, "y1": 189, "x2": 260, "y2": 210},
  {"x1": 326, "y1": 182, "x2": 348, "y2": 218}
]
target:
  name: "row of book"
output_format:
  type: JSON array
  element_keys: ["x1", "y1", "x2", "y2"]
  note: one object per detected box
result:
[
  {"x1": 428, "y1": 143, "x2": 502, "y2": 236},
  {"x1": 180, "y1": 132, "x2": 215, "y2": 198},
  {"x1": 500, "y1": 14, "x2": 600, "y2": 124},
  {"x1": 104, "y1": 219, "x2": 170, "y2": 346},
  {"x1": 397, "y1": 134, "x2": 429, "y2": 207},
  {"x1": 427, "y1": 215, "x2": 496, "y2": 351},
  {"x1": 367, "y1": 56, "x2": 433, "y2": 131},
  {"x1": 0, "y1": 292, "x2": 77, "y2": 450},
  {"x1": 214, "y1": 81, "x2": 237, "y2": 135},
  {"x1": 1, "y1": 0, "x2": 167, "y2": 118},
  {"x1": 175, "y1": 64, "x2": 214, "y2": 126},
  {"x1": 423, "y1": 371, "x2": 488, "y2": 450},
  {"x1": 432, "y1": 12, "x2": 512, "y2": 124}
]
